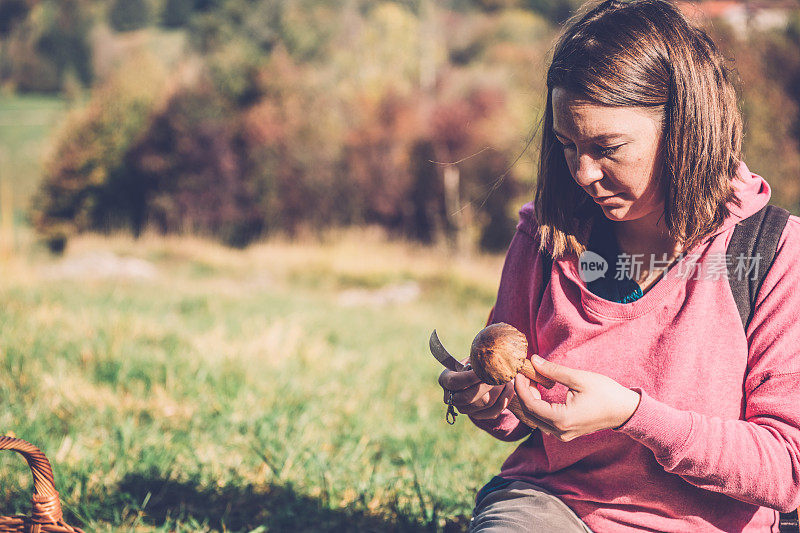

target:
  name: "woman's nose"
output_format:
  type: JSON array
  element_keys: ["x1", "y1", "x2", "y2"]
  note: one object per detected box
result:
[{"x1": 572, "y1": 153, "x2": 604, "y2": 187}]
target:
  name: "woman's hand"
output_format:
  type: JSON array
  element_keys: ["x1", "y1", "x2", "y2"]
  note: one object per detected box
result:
[
  {"x1": 438, "y1": 365, "x2": 515, "y2": 420},
  {"x1": 513, "y1": 356, "x2": 641, "y2": 441}
]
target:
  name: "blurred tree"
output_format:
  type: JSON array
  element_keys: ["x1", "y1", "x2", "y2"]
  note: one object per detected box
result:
[
  {"x1": 276, "y1": 0, "x2": 339, "y2": 62},
  {"x1": 187, "y1": 1, "x2": 279, "y2": 55},
  {"x1": 408, "y1": 139, "x2": 446, "y2": 242},
  {"x1": 29, "y1": 0, "x2": 797, "y2": 252},
  {"x1": 205, "y1": 39, "x2": 265, "y2": 106},
  {"x1": 428, "y1": 85, "x2": 514, "y2": 250},
  {"x1": 29, "y1": 0, "x2": 531, "y2": 250},
  {"x1": 344, "y1": 82, "x2": 520, "y2": 250},
  {"x1": 109, "y1": 0, "x2": 150, "y2": 32},
  {"x1": 186, "y1": 0, "x2": 340, "y2": 63},
  {"x1": 194, "y1": 0, "x2": 223, "y2": 11},
  {"x1": 708, "y1": 23, "x2": 800, "y2": 211},
  {"x1": 330, "y1": 2, "x2": 425, "y2": 99},
  {"x1": 36, "y1": 0, "x2": 93, "y2": 87},
  {"x1": 0, "y1": 0, "x2": 93, "y2": 93},
  {"x1": 474, "y1": 0, "x2": 521, "y2": 12},
  {"x1": 241, "y1": 45, "x2": 347, "y2": 235},
  {"x1": 345, "y1": 90, "x2": 421, "y2": 234},
  {"x1": 522, "y1": 0, "x2": 581, "y2": 23},
  {"x1": 468, "y1": 150, "x2": 521, "y2": 251},
  {"x1": 0, "y1": 0, "x2": 31, "y2": 37},
  {"x1": 162, "y1": 0, "x2": 194, "y2": 28}
]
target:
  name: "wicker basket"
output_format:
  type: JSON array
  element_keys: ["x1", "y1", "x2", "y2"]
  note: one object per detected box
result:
[{"x1": 0, "y1": 437, "x2": 84, "y2": 533}]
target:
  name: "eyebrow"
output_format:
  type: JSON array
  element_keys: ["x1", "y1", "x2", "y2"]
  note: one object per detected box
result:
[{"x1": 552, "y1": 129, "x2": 631, "y2": 142}]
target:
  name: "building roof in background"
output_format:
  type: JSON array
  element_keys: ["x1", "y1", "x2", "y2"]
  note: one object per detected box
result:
[
  {"x1": 677, "y1": 1, "x2": 743, "y2": 19},
  {"x1": 676, "y1": 0, "x2": 799, "y2": 35},
  {"x1": 676, "y1": 0, "x2": 800, "y2": 13}
]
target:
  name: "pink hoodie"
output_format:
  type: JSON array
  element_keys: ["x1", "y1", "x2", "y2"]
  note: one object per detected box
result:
[{"x1": 473, "y1": 162, "x2": 800, "y2": 532}]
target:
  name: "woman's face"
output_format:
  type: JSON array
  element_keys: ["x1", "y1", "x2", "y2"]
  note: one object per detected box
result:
[{"x1": 551, "y1": 87, "x2": 666, "y2": 224}]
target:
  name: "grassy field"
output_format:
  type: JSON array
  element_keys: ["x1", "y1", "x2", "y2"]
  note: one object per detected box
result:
[
  {"x1": 0, "y1": 95, "x2": 69, "y2": 212},
  {"x1": 0, "y1": 229, "x2": 516, "y2": 532}
]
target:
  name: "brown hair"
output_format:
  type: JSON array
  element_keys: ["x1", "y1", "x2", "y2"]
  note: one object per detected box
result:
[{"x1": 535, "y1": 0, "x2": 743, "y2": 257}]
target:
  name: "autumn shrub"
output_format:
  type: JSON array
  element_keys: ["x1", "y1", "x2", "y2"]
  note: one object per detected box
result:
[
  {"x1": 344, "y1": 83, "x2": 521, "y2": 247},
  {"x1": 29, "y1": 2, "x2": 534, "y2": 252},
  {"x1": 127, "y1": 84, "x2": 267, "y2": 247},
  {"x1": 30, "y1": 53, "x2": 166, "y2": 250}
]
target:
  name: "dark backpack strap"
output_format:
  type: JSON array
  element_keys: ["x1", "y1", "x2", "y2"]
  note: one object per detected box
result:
[{"x1": 726, "y1": 204, "x2": 791, "y2": 331}]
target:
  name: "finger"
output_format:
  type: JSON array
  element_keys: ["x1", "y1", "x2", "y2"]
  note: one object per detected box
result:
[
  {"x1": 514, "y1": 374, "x2": 564, "y2": 425},
  {"x1": 439, "y1": 367, "x2": 483, "y2": 392},
  {"x1": 531, "y1": 355, "x2": 584, "y2": 390},
  {"x1": 470, "y1": 385, "x2": 514, "y2": 420},
  {"x1": 457, "y1": 383, "x2": 506, "y2": 414},
  {"x1": 514, "y1": 373, "x2": 542, "y2": 401},
  {"x1": 507, "y1": 394, "x2": 560, "y2": 434},
  {"x1": 450, "y1": 382, "x2": 495, "y2": 407},
  {"x1": 513, "y1": 374, "x2": 544, "y2": 409}
]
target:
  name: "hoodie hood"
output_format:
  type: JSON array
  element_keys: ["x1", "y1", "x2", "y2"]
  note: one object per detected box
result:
[{"x1": 706, "y1": 160, "x2": 771, "y2": 242}]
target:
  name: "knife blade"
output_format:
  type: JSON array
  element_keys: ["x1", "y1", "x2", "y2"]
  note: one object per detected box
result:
[{"x1": 429, "y1": 330, "x2": 468, "y2": 372}]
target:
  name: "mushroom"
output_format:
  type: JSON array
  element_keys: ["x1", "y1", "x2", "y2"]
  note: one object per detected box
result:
[
  {"x1": 469, "y1": 322, "x2": 555, "y2": 389},
  {"x1": 469, "y1": 322, "x2": 556, "y2": 428},
  {"x1": 429, "y1": 323, "x2": 556, "y2": 428}
]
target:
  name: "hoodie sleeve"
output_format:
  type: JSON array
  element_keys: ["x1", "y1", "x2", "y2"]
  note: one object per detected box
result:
[
  {"x1": 616, "y1": 216, "x2": 800, "y2": 512},
  {"x1": 468, "y1": 203, "x2": 542, "y2": 442}
]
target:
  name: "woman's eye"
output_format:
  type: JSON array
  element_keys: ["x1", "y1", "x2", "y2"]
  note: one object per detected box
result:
[
  {"x1": 556, "y1": 138, "x2": 623, "y2": 158},
  {"x1": 598, "y1": 145, "x2": 622, "y2": 157}
]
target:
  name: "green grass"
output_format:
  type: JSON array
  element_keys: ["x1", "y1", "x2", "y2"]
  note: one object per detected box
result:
[
  {"x1": 0, "y1": 94, "x2": 69, "y2": 212},
  {"x1": 0, "y1": 232, "x2": 514, "y2": 531}
]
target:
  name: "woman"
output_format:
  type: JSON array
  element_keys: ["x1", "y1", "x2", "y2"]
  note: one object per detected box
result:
[{"x1": 438, "y1": 1, "x2": 800, "y2": 531}]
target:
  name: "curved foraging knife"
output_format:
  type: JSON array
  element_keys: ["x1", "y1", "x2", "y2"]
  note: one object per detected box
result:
[{"x1": 429, "y1": 330, "x2": 469, "y2": 372}]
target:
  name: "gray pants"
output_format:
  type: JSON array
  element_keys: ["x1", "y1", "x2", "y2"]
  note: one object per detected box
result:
[{"x1": 469, "y1": 480, "x2": 593, "y2": 532}]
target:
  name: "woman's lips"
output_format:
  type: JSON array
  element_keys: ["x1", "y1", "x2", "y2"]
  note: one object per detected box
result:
[{"x1": 593, "y1": 193, "x2": 622, "y2": 204}]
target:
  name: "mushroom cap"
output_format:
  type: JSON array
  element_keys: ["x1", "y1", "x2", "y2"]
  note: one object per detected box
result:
[{"x1": 469, "y1": 322, "x2": 528, "y2": 386}]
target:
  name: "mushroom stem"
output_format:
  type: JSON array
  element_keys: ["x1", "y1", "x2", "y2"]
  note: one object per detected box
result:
[{"x1": 520, "y1": 359, "x2": 555, "y2": 389}]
